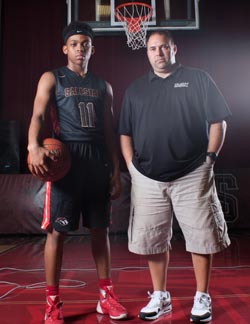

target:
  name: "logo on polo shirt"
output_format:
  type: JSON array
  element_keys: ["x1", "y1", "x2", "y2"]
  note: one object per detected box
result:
[{"x1": 174, "y1": 82, "x2": 189, "y2": 88}]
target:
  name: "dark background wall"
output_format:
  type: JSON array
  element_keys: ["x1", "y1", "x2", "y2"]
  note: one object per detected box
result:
[
  {"x1": 0, "y1": 0, "x2": 249, "y2": 233},
  {"x1": 0, "y1": 0, "x2": 249, "y2": 172}
]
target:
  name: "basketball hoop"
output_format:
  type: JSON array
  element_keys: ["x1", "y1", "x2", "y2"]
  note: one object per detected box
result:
[{"x1": 115, "y1": 2, "x2": 153, "y2": 50}]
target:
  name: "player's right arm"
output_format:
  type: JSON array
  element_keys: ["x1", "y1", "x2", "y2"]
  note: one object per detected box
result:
[
  {"x1": 27, "y1": 71, "x2": 56, "y2": 177},
  {"x1": 120, "y1": 135, "x2": 133, "y2": 168}
]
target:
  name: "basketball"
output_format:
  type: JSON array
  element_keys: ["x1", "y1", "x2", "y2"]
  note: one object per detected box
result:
[{"x1": 27, "y1": 138, "x2": 71, "y2": 182}]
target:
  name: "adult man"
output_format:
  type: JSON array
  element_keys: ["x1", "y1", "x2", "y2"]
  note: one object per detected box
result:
[
  {"x1": 27, "y1": 21, "x2": 127, "y2": 323},
  {"x1": 118, "y1": 30, "x2": 231, "y2": 322}
]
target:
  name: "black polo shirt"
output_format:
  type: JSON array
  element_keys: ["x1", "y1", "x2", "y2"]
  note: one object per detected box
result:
[{"x1": 118, "y1": 65, "x2": 231, "y2": 181}]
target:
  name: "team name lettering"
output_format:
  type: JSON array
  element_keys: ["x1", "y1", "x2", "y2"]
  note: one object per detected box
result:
[{"x1": 64, "y1": 87, "x2": 99, "y2": 97}]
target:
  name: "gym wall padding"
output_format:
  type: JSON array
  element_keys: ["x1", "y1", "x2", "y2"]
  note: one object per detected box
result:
[
  {"x1": 0, "y1": 169, "x2": 249, "y2": 235},
  {"x1": 0, "y1": 120, "x2": 20, "y2": 173}
]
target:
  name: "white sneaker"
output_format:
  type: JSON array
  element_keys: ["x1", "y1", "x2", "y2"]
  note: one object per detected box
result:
[
  {"x1": 138, "y1": 291, "x2": 172, "y2": 320},
  {"x1": 190, "y1": 293, "x2": 212, "y2": 322}
]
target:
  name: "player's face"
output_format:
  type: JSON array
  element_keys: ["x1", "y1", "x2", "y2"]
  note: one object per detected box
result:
[
  {"x1": 147, "y1": 33, "x2": 177, "y2": 76},
  {"x1": 63, "y1": 34, "x2": 94, "y2": 67}
]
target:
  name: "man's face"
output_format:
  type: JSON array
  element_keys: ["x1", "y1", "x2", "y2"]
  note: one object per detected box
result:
[
  {"x1": 63, "y1": 34, "x2": 94, "y2": 66},
  {"x1": 147, "y1": 33, "x2": 177, "y2": 75}
]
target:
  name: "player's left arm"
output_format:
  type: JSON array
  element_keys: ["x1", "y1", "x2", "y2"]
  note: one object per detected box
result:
[
  {"x1": 207, "y1": 120, "x2": 227, "y2": 162},
  {"x1": 104, "y1": 81, "x2": 121, "y2": 200}
]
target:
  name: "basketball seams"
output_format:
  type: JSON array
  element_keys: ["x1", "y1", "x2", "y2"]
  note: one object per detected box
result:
[{"x1": 27, "y1": 138, "x2": 71, "y2": 182}]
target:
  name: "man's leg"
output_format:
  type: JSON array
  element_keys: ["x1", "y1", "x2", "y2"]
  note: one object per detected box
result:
[
  {"x1": 44, "y1": 229, "x2": 66, "y2": 324},
  {"x1": 90, "y1": 228, "x2": 110, "y2": 279},
  {"x1": 190, "y1": 253, "x2": 213, "y2": 323},
  {"x1": 45, "y1": 229, "x2": 66, "y2": 285},
  {"x1": 147, "y1": 251, "x2": 169, "y2": 291},
  {"x1": 191, "y1": 253, "x2": 212, "y2": 293},
  {"x1": 170, "y1": 163, "x2": 230, "y2": 322},
  {"x1": 91, "y1": 228, "x2": 128, "y2": 320},
  {"x1": 138, "y1": 251, "x2": 172, "y2": 320},
  {"x1": 126, "y1": 162, "x2": 173, "y2": 320}
]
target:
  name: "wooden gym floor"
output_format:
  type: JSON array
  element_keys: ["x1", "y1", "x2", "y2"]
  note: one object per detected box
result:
[{"x1": 0, "y1": 231, "x2": 249, "y2": 324}]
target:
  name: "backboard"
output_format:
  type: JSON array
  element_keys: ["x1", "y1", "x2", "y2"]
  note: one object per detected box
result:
[{"x1": 66, "y1": 0, "x2": 200, "y2": 35}]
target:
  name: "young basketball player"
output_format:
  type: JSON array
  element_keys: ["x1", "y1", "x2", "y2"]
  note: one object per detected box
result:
[{"x1": 27, "y1": 21, "x2": 127, "y2": 323}]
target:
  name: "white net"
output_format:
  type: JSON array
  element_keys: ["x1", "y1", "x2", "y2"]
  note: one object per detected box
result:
[{"x1": 115, "y1": 3, "x2": 153, "y2": 50}]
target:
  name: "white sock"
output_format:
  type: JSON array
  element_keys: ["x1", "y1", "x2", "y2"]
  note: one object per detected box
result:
[
  {"x1": 153, "y1": 290, "x2": 165, "y2": 297},
  {"x1": 195, "y1": 291, "x2": 209, "y2": 298}
]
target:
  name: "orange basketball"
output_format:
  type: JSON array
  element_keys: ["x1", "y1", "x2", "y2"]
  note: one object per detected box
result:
[{"x1": 27, "y1": 138, "x2": 71, "y2": 182}]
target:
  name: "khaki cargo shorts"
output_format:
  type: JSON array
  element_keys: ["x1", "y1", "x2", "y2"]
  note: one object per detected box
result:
[{"x1": 127, "y1": 161, "x2": 231, "y2": 255}]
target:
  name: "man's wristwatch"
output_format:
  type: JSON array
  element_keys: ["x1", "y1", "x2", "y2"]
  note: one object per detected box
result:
[{"x1": 206, "y1": 152, "x2": 217, "y2": 161}]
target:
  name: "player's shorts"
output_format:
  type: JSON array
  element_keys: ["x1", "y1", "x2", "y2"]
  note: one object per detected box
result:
[
  {"x1": 127, "y1": 160, "x2": 231, "y2": 255},
  {"x1": 41, "y1": 142, "x2": 111, "y2": 232}
]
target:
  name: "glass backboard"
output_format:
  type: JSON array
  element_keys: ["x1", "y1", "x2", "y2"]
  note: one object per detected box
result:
[{"x1": 66, "y1": 0, "x2": 200, "y2": 35}]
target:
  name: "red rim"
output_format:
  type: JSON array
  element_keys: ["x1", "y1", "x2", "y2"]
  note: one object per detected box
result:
[{"x1": 115, "y1": 2, "x2": 153, "y2": 23}]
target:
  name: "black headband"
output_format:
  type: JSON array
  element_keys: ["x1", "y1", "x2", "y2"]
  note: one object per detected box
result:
[
  {"x1": 63, "y1": 29, "x2": 93, "y2": 43},
  {"x1": 62, "y1": 22, "x2": 94, "y2": 44}
]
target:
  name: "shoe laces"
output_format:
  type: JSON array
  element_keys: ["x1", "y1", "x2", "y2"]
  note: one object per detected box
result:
[
  {"x1": 46, "y1": 300, "x2": 63, "y2": 320},
  {"x1": 101, "y1": 286, "x2": 117, "y2": 300},
  {"x1": 146, "y1": 291, "x2": 167, "y2": 307},
  {"x1": 101, "y1": 286, "x2": 124, "y2": 310},
  {"x1": 194, "y1": 295, "x2": 211, "y2": 310}
]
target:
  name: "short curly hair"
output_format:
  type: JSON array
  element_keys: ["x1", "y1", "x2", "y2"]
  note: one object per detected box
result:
[{"x1": 62, "y1": 21, "x2": 94, "y2": 44}]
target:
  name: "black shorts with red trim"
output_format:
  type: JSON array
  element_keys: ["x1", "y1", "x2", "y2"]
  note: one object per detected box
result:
[{"x1": 41, "y1": 142, "x2": 111, "y2": 232}]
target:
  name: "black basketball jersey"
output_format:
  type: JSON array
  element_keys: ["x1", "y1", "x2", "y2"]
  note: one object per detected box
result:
[{"x1": 51, "y1": 66, "x2": 107, "y2": 143}]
